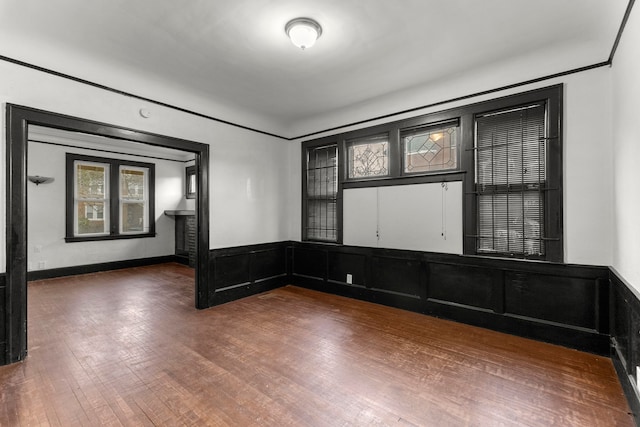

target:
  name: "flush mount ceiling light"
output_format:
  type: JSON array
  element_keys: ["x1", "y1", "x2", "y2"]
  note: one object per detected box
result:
[{"x1": 285, "y1": 18, "x2": 322, "y2": 50}]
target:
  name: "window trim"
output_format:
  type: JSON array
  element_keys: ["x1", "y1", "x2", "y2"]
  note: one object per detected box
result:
[
  {"x1": 301, "y1": 84, "x2": 562, "y2": 261},
  {"x1": 463, "y1": 85, "x2": 563, "y2": 262},
  {"x1": 185, "y1": 164, "x2": 196, "y2": 199},
  {"x1": 65, "y1": 153, "x2": 156, "y2": 242},
  {"x1": 345, "y1": 132, "x2": 391, "y2": 180},
  {"x1": 401, "y1": 118, "x2": 460, "y2": 176}
]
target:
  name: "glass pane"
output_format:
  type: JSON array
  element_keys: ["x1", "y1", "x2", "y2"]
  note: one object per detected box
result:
[
  {"x1": 476, "y1": 104, "x2": 545, "y2": 187},
  {"x1": 305, "y1": 144, "x2": 338, "y2": 242},
  {"x1": 475, "y1": 104, "x2": 546, "y2": 257},
  {"x1": 306, "y1": 200, "x2": 337, "y2": 242},
  {"x1": 348, "y1": 137, "x2": 389, "y2": 179},
  {"x1": 76, "y1": 201, "x2": 108, "y2": 235},
  {"x1": 120, "y1": 168, "x2": 146, "y2": 200},
  {"x1": 122, "y1": 202, "x2": 145, "y2": 233},
  {"x1": 188, "y1": 173, "x2": 196, "y2": 194},
  {"x1": 403, "y1": 126, "x2": 458, "y2": 173},
  {"x1": 477, "y1": 190, "x2": 544, "y2": 256},
  {"x1": 76, "y1": 163, "x2": 106, "y2": 198},
  {"x1": 307, "y1": 146, "x2": 337, "y2": 198}
]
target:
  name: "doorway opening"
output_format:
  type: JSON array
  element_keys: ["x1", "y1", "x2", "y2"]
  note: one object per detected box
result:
[{"x1": 5, "y1": 104, "x2": 211, "y2": 365}]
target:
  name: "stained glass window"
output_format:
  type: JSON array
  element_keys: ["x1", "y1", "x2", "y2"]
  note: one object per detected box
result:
[
  {"x1": 347, "y1": 135, "x2": 389, "y2": 179},
  {"x1": 403, "y1": 125, "x2": 458, "y2": 173}
]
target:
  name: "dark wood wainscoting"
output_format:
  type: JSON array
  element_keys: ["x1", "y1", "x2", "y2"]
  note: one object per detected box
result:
[
  {"x1": 208, "y1": 241, "x2": 289, "y2": 306},
  {"x1": 610, "y1": 268, "x2": 640, "y2": 422},
  {"x1": 25, "y1": 255, "x2": 181, "y2": 281},
  {"x1": 0, "y1": 273, "x2": 5, "y2": 360},
  {"x1": 290, "y1": 242, "x2": 611, "y2": 355}
]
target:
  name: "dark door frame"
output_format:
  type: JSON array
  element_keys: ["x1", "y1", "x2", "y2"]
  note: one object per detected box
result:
[{"x1": 5, "y1": 104, "x2": 211, "y2": 365}]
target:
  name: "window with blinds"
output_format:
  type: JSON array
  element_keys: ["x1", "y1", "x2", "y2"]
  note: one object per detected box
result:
[
  {"x1": 305, "y1": 144, "x2": 338, "y2": 242},
  {"x1": 475, "y1": 103, "x2": 546, "y2": 257}
]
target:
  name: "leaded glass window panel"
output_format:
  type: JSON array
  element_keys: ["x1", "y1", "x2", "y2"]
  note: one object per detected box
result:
[
  {"x1": 347, "y1": 135, "x2": 389, "y2": 179},
  {"x1": 403, "y1": 125, "x2": 458, "y2": 173}
]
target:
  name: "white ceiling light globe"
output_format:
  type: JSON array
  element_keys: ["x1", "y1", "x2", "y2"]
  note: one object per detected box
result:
[{"x1": 285, "y1": 18, "x2": 322, "y2": 50}]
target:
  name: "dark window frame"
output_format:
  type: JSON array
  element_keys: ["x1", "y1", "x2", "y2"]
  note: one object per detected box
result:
[
  {"x1": 301, "y1": 137, "x2": 342, "y2": 243},
  {"x1": 301, "y1": 84, "x2": 562, "y2": 261},
  {"x1": 185, "y1": 164, "x2": 196, "y2": 199},
  {"x1": 464, "y1": 86, "x2": 563, "y2": 262},
  {"x1": 345, "y1": 132, "x2": 391, "y2": 180},
  {"x1": 65, "y1": 153, "x2": 156, "y2": 242}
]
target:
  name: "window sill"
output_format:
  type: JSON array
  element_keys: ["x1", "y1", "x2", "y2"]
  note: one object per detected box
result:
[
  {"x1": 65, "y1": 232, "x2": 156, "y2": 243},
  {"x1": 343, "y1": 171, "x2": 465, "y2": 189}
]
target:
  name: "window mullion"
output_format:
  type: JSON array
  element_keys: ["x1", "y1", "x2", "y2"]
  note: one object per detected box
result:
[{"x1": 109, "y1": 161, "x2": 118, "y2": 236}]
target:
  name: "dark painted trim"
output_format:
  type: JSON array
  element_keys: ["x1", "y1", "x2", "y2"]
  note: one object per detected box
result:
[
  {"x1": 293, "y1": 62, "x2": 606, "y2": 141},
  {"x1": 185, "y1": 165, "x2": 196, "y2": 199},
  {"x1": 64, "y1": 153, "x2": 156, "y2": 242},
  {"x1": 0, "y1": 55, "x2": 287, "y2": 141},
  {"x1": 609, "y1": 0, "x2": 637, "y2": 65},
  {"x1": 305, "y1": 85, "x2": 564, "y2": 262},
  {"x1": 29, "y1": 139, "x2": 193, "y2": 163},
  {"x1": 609, "y1": 267, "x2": 640, "y2": 424},
  {"x1": 26, "y1": 256, "x2": 181, "y2": 281},
  {"x1": 2, "y1": 0, "x2": 634, "y2": 145},
  {"x1": 612, "y1": 339, "x2": 640, "y2": 426},
  {"x1": 342, "y1": 172, "x2": 465, "y2": 189},
  {"x1": 5, "y1": 104, "x2": 211, "y2": 365}
]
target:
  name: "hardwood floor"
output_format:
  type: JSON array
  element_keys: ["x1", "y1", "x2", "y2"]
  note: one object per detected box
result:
[{"x1": 0, "y1": 263, "x2": 633, "y2": 426}]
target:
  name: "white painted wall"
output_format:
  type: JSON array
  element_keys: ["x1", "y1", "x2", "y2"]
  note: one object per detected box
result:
[
  {"x1": 612, "y1": 6, "x2": 640, "y2": 293},
  {"x1": 27, "y1": 141, "x2": 185, "y2": 270},
  {"x1": 0, "y1": 34, "x2": 620, "y2": 272},
  {"x1": 293, "y1": 68, "x2": 614, "y2": 266},
  {"x1": 0, "y1": 58, "x2": 294, "y2": 273}
]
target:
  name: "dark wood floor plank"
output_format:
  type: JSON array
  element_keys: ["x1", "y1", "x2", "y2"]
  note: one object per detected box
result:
[{"x1": 0, "y1": 263, "x2": 632, "y2": 426}]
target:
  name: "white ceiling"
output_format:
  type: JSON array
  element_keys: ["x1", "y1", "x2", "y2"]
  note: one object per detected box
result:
[{"x1": 0, "y1": 0, "x2": 630, "y2": 137}]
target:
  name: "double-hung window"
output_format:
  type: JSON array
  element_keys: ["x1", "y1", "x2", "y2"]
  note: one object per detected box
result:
[
  {"x1": 303, "y1": 143, "x2": 339, "y2": 242},
  {"x1": 470, "y1": 86, "x2": 562, "y2": 261},
  {"x1": 66, "y1": 154, "x2": 155, "y2": 241}
]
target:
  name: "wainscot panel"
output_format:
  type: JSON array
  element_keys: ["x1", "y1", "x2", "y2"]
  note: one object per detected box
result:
[
  {"x1": 504, "y1": 273, "x2": 599, "y2": 330},
  {"x1": 610, "y1": 268, "x2": 640, "y2": 424},
  {"x1": 428, "y1": 263, "x2": 497, "y2": 311},
  {"x1": 290, "y1": 242, "x2": 610, "y2": 355},
  {"x1": 0, "y1": 274, "x2": 5, "y2": 346},
  {"x1": 209, "y1": 242, "x2": 289, "y2": 306}
]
